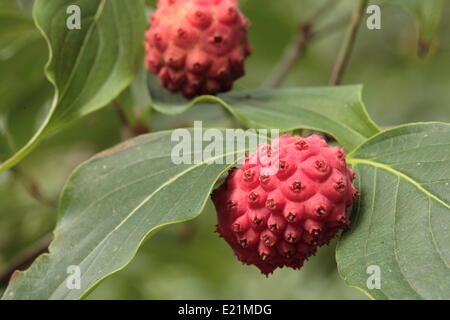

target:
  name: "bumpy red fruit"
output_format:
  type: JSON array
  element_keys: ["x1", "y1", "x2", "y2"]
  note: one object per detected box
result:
[
  {"x1": 144, "y1": 0, "x2": 252, "y2": 99},
  {"x1": 212, "y1": 135, "x2": 358, "y2": 275}
]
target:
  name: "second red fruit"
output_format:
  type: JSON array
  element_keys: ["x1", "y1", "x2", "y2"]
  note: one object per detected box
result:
[{"x1": 145, "y1": 0, "x2": 252, "y2": 99}]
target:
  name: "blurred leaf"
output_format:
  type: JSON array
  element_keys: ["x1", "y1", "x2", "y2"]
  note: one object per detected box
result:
[
  {"x1": 0, "y1": 34, "x2": 51, "y2": 159},
  {"x1": 0, "y1": 0, "x2": 48, "y2": 115},
  {"x1": 337, "y1": 122, "x2": 450, "y2": 299},
  {"x1": 149, "y1": 78, "x2": 380, "y2": 151},
  {"x1": 4, "y1": 90, "x2": 51, "y2": 152},
  {"x1": 391, "y1": 0, "x2": 444, "y2": 55},
  {"x1": 0, "y1": 119, "x2": 13, "y2": 160},
  {"x1": 0, "y1": 0, "x2": 147, "y2": 172},
  {"x1": 116, "y1": 70, "x2": 153, "y2": 128},
  {"x1": 0, "y1": 36, "x2": 49, "y2": 114},
  {"x1": 0, "y1": 12, "x2": 35, "y2": 50},
  {"x1": 2, "y1": 129, "x2": 251, "y2": 299},
  {"x1": 0, "y1": 0, "x2": 21, "y2": 12}
]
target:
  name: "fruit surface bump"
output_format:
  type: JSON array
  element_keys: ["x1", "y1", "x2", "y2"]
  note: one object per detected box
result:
[
  {"x1": 212, "y1": 134, "x2": 358, "y2": 275},
  {"x1": 145, "y1": 0, "x2": 252, "y2": 99}
]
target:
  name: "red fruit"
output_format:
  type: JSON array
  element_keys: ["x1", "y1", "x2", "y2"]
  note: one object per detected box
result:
[
  {"x1": 145, "y1": 0, "x2": 252, "y2": 99},
  {"x1": 212, "y1": 134, "x2": 358, "y2": 275}
]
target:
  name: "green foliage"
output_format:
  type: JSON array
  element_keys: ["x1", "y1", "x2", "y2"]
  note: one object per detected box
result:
[
  {"x1": 0, "y1": 0, "x2": 52, "y2": 160},
  {"x1": 0, "y1": 0, "x2": 147, "y2": 172},
  {"x1": 0, "y1": 12, "x2": 35, "y2": 51},
  {"x1": 390, "y1": 0, "x2": 444, "y2": 54},
  {"x1": 0, "y1": 0, "x2": 449, "y2": 301},
  {"x1": 2, "y1": 129, "x2": 247, "y2": 299},
  {"x1": 4, "y1": 102, "x2": 449, "y2": 300},
  {"x1": 338, "y1": 122, "x2": 450, "y2": 299},
  {"x1": 150, "y1": 78, "x2": 379, "y2": 151},
  {"x1": 0, "y1": 0, "x2": 48, "y2": 115},
  {"x1": 116, "y1": 70, "x2": 153, "y2": 128},
  {"x1": 1, "y1": 75, "x2": 382, "y2": 299}
]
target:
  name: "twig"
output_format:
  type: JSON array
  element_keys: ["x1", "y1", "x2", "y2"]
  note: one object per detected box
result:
[
  {"x1": 263, "y1": 23, "x2": 313, "y2": 89},
  {"x1": 178, "y1": 221, "x2": 196, "y2": 242},
  {"x1": 13, "y1": 168, "x2": 57, "y2": 207},
  {"x1": 329, "y1": 0, "x2": 368, "y2": 85},
  {"x1": 0, "y1": 236, "x2": 51, "y2": 288},
  {"x1": 314, "y1": 15, "x2": 351, "y2": 39},
  {"x1": 112, "y1": 100, "x2": 151, "y2": 137},
  {"x1": 308, "y1": 0, "x2": 339, "y2": 22},
  {"x1": 263, "y1": 0, "x2": 342, "y2": 89}
]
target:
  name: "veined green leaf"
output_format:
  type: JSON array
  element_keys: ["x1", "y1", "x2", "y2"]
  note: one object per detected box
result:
[
  {"x1": 0, "y1": 0, "x2": 147, "y2": 172},
  {"x1": 149, "y1": 79, "x2": 380, "y2": 152},
  {"x1": 2, "y1": 129, "x2": 256, "y2": 299},
  {"x1": 338, "y1": 122, "x2": 450, "y2": 300}
]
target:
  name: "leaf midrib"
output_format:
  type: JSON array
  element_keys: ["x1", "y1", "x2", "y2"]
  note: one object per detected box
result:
[
  {"x1": 55, "y1": 0, "x2": 127, "y2": 123},
  {"x1": 56, "y1": 0, "x2": 106, "y2": 102},
  {"x1": 49, "y1": 148, "x2": 244, "y2": 298},
  {"x1": 348, "y1": 158, "x2": 450, "y2": 210},
  {"x1": 236, "y1": 100, "x2": 369, "y2": 142}
]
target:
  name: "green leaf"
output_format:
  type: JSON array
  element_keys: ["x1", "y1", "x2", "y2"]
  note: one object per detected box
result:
[
  {"x1": 0, "y1": 0, "x2": 147, "y2": 172},
  {"x1": 0, "y1": 0, "x2": 52, "y2": 159},
  {"x1": 0, "y1": 12, "x2": 35, "y2": 50},
  {"x1": 337, "y1": 122, "x2": 450, "y2": 300},
  {"x1": 149, "y1": 79, "x2": 380, "y2": 152},
  {"x1": 0, "y1": 0, "x2": 21, "y2": 13},
  {"x1": 0, "y1": 35, "x2": 50, "y2": 112},
  {"x1": 0, "y1": 0, "x2": 49, "y2": 115},
  {"x1": 2, "y1": 129, "x2": 252, "y2": 299}
]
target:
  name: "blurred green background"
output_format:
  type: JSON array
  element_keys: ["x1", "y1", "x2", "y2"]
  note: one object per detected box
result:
[{"x1": 0, "y1": 0, "x2": 449, "y2": 299}]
